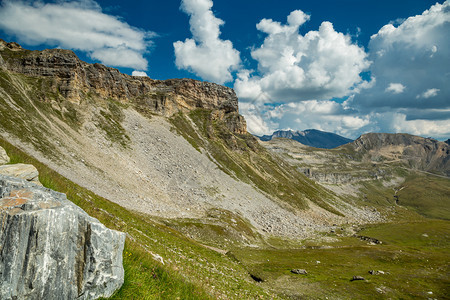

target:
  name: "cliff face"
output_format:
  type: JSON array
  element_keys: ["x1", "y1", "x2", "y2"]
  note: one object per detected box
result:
[
  {"x1": 351, "y1": 133, "x2": 449, "y2": 176},
  {"x1": 0, "y1": 39, "x2": 245, "y2": 133}
]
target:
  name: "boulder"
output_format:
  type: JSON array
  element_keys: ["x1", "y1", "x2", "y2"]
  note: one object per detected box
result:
[
  {"x1": 0, "y1": 146, "x2": 8, "y2": 164},
  {"x1": 0, "y1": 174, "x2": 125, "y2": 300},
  {"x1": 0, "y1": 163, "x2": 39, "y2": 183},
  {"x1": 351, "y1": 276, "x2": 365, "y2": 281},
  {"x1": 291, "y1": 269, "x2": 308, "y2": 275}
]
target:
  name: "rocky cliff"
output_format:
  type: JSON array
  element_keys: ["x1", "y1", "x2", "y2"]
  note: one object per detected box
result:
[
  {"x1": 0, "y1": 173, "x2": 125, "y2": 300},
  {"x1": 0, "y1": 39, "x2": 245, "y2": 134},
  {"x1": 350, "y1": 133, "x2": 449, "y2": 176}
]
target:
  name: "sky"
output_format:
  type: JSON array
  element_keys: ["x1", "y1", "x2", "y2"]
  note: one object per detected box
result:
[{"x1": 0, "y1": 0, "x2": 449, "y2": 140}]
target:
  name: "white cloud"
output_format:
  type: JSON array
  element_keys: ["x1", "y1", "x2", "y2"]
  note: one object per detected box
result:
[
  {"x1": 351, "y1": 0, "x2": 450, "y2": 110},
  {"x1": 239, "y1": 99, "x2": 371, "y2": 138},
  {"x1": 132, "y1": 71, "x2": 148, "y2": 77},
  {"x1": 234, "y1": 10, "x2": 371, "y2": 102},
  {"x1": 238, "y1": 101, "x2": 273, "y2": 136},
  {"x1": 173, "y1": 0, "x2": 240, "y2": 84},
  {"x1": 240, "y1": 99, "x2": 450, "y2": 140},
  {"x1": 243, "y1": 2, "x2": 450, "y2": 141},
  {"x1": 0, "y1": 0, "x2": 153, "y2": 70},
  {"x1": 417, "y1": 88, "x2": 440, "y2": 99},
  {"x1": 385, "y1": 83, "x2": 405, "y2": 94},
  {"x1": 374, "y1": 112, "x2": 450, "y2": 140}
]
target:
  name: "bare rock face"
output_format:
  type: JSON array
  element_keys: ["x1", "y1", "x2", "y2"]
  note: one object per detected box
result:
[
  {"x1": 0, "y1": 146, "x2": 8, "y2": 164},
  {"x1": 0, "y1": 39, "x2": 246, "y2": 134},
  {"x1": 350, "y1": 133, "x2": 450, "y2": 176},
  {"x1": 0, "y1": 163, "x2": 40, "y2": 184},
  {"x1": 0, "y1": 174, "x2": 125, "y2": 300}
]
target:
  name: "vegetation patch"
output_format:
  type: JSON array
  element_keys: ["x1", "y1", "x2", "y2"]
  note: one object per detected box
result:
[
  {"x1": 396, "y1": 174, "x2": 450, "y2": 220},
  {"x1": 0, "y1": 70, "x2": 61, "y2": 160},
  {"x1": 169, "y1": 112, "x2": 204, "y2": 152}
]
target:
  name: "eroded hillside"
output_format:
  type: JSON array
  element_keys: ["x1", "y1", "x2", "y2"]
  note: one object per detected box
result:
[
  {"x1": 1, "y1": 40, "x2": 449, "y2": 299},
  {"x1": 0, "y1": 39, "x2": 385, "y2": 244}
]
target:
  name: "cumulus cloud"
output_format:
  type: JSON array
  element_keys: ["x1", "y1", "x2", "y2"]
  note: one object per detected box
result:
[
  {"x1": 241, "y1": 98, "x2": 450, "y2": 140},
  {"x1": 240, "y1": 99, "x2": 371, "y2": 138},
  {"x1": 132, "y1": 71, "x2": 148, "y2": 77},
  {"x1": 234, "y1": 10, "x2": 371, "y2": 102},
  {"x1": 385, "y1": 83, "x2": 405, "y2": 94},
  {"x1": 173, "y1": 0, "x2": 240, "y2": 84},
  {"x1": 372, "y1": 112, "x2": 450, "y2": 140},
  {"x1": 240, "y1": 2, "x2": 450, "y2": 141},
  {"x1": 351, "y1": 0, "x2": 450, "y2": 111},
  {"x1": 0, "y1": 0, "x2": 154, "y2": 70},
  {"x1": 417, "y1": 88, "x2": 440, "y2": 99}
]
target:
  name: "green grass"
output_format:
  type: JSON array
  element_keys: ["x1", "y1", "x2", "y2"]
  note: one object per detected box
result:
[
  {"x1": 0, "y1": 70, "x2": 62, "y2": 159},
  {"x1": 0, "y1": 137, "x2": 271, "y2": 299},
  {"x1": 396, "y1": 174, "x2": 450, "y2": 220},
  {"x1": 231, "y1": 220, "x2": 450, "y2": 299},
  {"x1": 160, "y1": 208, "x2": 261, "y2": 249},
  {"x1": 169, "y1": 112, "x2": 204, "y2": 152}
]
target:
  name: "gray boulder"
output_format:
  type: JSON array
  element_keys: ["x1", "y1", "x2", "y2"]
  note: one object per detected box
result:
[
  {"x1": 0, "y1": 146, "x2": 8, "y2": 164},
  {"x1": 0, "y1": 163, "x2": 40, "y2": 183},
  {"x1": 0, "y1": 174, "x2": 125, "y2": 299},
  {"x1": 351, "y1": 276, "x2": 365, "y2": 281}
]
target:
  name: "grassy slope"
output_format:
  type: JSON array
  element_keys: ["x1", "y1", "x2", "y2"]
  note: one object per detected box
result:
[
  {"x1": 0, "y1": 138, "x2": 272, "y2": 299},
  {"x1": 396, "y1": 174, "x2": 450, "y2": 220}
]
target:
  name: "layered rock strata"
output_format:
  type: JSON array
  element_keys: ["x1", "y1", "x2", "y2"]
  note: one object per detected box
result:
[{"x1": 0, "y1": 39, "x2": 246, "y2": 134}]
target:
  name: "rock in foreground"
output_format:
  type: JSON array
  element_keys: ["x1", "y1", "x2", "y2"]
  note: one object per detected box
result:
[
  {"x1": 0, "y1": 146, "x2": 8, "y2": 164},
  {"x1": 0, "y1": 163, "x2": 40, "y2": 184},
  {"x1": 0, "y1": 174, "x2": 125, "y2": 300}
]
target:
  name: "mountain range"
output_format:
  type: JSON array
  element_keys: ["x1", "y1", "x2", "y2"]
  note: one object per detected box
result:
[
  {"x1": 0, "y1": 40, "x2": 449, "y2": 299},
  {"x1": 259, "y1": 129, "x2": 353, "y2": 149}
]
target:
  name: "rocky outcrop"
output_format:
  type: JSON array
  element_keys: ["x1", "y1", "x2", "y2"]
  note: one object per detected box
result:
[
  {"x1": 0, "y1": 146, "x2": 8, "y2": 164},
  {"x1": 0, "y1": 174, "x2": 125, "y2": 300},
  {"x1": 0, "y1": 39, "x2": 245, "y2": 134},
  {"x1": 0, "y1": 163, "x2": 40, "y2": 184},
  {"x1": 350, "y1": 133, "x2": 449, "y2": 176}
]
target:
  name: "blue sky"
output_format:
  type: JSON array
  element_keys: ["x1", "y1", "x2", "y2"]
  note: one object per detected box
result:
[{"x1": 0, "y1": 0, "x2": 449, "y2": 140}]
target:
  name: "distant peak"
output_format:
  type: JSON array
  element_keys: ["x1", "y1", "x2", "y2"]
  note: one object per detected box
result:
[{"x1": 258, "y1": 129, "x2": 353, "y2": 149}]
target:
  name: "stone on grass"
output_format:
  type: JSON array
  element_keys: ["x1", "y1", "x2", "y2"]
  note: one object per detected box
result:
[
  {"x1": 0, "y1": 174, "x2": 126, "y2": 300},
  {"x1": 291, "y1": 269, "x2": 308, "y2": 275},
  {"x1": 351, "y1": 276, "x2": 365, "y2": 281},
  {"x1": 369, "y1": 270, "x2": 385, "y2": 275}
]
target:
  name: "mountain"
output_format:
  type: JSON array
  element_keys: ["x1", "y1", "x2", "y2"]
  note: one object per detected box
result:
[
  {"x1": 348, "y1": 133, "x2": 449, "y2": 176},
  {"x1": 259, "y1": 129, "x2": 353, "y2": 149},
  {"x1": 262, "y1": 132, "x2": 450, "y2": 219},
  {"x1": 1, "y1": 40, "x2": 449, "y2": 299},
  {"x1": 0, "y1": 39, "x2": 347, "y2": 233}
]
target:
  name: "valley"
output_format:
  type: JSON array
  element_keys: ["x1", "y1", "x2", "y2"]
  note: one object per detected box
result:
[{"x1": 0, "y1": 40, "x2": 449, "y2": 299}]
